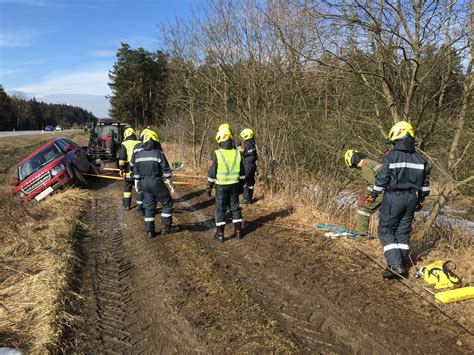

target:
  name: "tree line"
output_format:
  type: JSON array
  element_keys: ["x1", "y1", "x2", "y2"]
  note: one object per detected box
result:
[
  {"x1": 0, "y1": 86, "x2": 96, "y2": 131},
  {"x1": 108, "y1": 0, "x2": 473, "y2": 236}
]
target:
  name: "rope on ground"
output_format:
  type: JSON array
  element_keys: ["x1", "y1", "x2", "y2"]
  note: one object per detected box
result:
[{"x1": 250, "y1": 220, "x2": 473, "y2": 336}]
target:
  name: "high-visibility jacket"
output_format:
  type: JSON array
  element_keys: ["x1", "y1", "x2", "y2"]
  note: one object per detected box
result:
[
  {"x1": 215, "y1": 148, "x2": 242, "y2": 185},
  {"x1": 118, "y1": 138, "x2": 140, "y2": 178},
  {"x1": 207, "y1": 142, "x2": 246, "y2": 187}
]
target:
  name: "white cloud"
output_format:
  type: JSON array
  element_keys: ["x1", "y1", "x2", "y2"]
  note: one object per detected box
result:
[
  {"x1": 13, "y1": 67, "x2": 112, "y2": 97},
  {"x1": 0, "y1": 31, "x2": 37, "y2": 47},
  {"x1": 0, "y1": 68, "x2": 18, "y2": 77},
  {"x1": 89, "y1": 50, "x2": 116, "y2": 57}
]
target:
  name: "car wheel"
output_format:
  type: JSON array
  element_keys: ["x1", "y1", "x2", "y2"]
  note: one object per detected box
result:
[{"x1": 71, "y1": 165, "x2": 89, "y2": 188}]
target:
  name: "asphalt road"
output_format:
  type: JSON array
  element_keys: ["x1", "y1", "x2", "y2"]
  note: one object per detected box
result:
[{"x1": 0, "y1": 130, "x2": 80, "y2": 138}]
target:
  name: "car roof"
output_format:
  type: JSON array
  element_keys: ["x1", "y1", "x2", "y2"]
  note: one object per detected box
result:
[{"x1": 17, "y1": 137, "x2": 69, "y2": 165}]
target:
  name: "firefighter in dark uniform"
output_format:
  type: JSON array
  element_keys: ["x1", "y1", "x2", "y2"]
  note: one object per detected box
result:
[
  {"x1": 368, "y1": 121, "x2": 430, "y2": 279},
  {"x1": 131, "y1": 131, "x2": 178, "y2": 239},
  {"x1": 344, "y1": 150, "x2": 383, "y2": 236},
  {"x1": 131, "y1": 128, "x2": 163, "y2": 215},
  {"x1": 206, "y1": 127, "x2": 246, "y2": 241},
  {"x1": 238, "y1": 128, "x2": 257, "y2": 204},
  {"x1": 118, "y1": 127, "x2": 140, "y2": 210}
]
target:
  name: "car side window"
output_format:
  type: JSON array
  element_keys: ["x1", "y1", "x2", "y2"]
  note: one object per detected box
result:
[{"x1": 56, "y1": 139, "x2": 69, "y2": 152}]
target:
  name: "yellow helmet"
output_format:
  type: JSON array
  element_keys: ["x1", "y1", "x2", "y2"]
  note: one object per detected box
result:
[
  {"x1": 215, "y1": 128, "x2": 232, "y2": 144},
  {"x1": 240, "y1": 128, "x2": 254, "y2": 141},
  {"x1": 123, "y1": 127, "x2": 136, "y2": 139},
  {"x1": 219, "y1": 123, "x2": 231, "y2": 132},
  {"x1": 143, "y1": 131, "x2": 159, "y2": 143},
  {"x1": 388, "y1": 121, "x2": 415, "y2": 141},
  {"x1": 344, "y1": 149, "x2": 358, "y2": 167},
  {"x1": 139, "y1": 127, "x2": 152, "y2": 140}
]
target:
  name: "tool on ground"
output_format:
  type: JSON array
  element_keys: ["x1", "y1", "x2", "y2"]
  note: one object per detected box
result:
[
  {"x1": 434, "y1": 286, "x2": 474, "y2": 304},
  {"x1": 415, "y1": 260, "x2": 462, "y2": 290},
  {"x1": 315, "y1": 223, "x2": 359, "y2": 239}
]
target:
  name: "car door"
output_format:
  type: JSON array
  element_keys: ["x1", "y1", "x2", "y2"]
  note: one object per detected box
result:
[{"x1": 62, "y1": 138, "x2": 90, "y2": 172}]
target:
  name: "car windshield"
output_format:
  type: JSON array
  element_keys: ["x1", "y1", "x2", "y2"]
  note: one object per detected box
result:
[{"x1": 18, "y1": 143, "x2": 62, "y2": 181}]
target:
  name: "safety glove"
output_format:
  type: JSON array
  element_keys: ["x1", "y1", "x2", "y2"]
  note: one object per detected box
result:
[
  {"x1": 165, "y1": 178, "x2": 175, "y2": 194},
  {"x1": 416, "y1": 196, "x2": 425, "y2": 212},
  {"x1": 134, "y1": 179, "x2": 141, "y2": 193},
  {"x1": 206, "y1": 184, "x2": 213, "y2": 197}
]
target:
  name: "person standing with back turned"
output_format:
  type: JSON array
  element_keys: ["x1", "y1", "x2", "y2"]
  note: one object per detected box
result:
[
  {"x1": 207, "y1": 127, "x2": 246, "y2": 241},
  {"x1": 131, "y1": 131, "x2": 178, "y2": 239},
  {"x1": 118, "y1": 127, "x2": 140, "y2": 210},
  {"x1": 368, "y1": 121, "x2": 430, "y2": 279},
  {"x1": 238, "y1": 128, "x2": 257, "y2": 204}
]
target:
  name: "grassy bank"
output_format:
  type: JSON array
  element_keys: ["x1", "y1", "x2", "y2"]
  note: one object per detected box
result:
[{"x1": 0, "y1": 132, "x2": 91, "y2": 352}]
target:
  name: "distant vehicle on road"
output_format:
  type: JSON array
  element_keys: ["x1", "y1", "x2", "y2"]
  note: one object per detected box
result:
[
  {"x1": 55, "y1": 125, "x2": 63, "y2": 131},
  {"x1": 12, "y1": 137, "x2": 95, "y2": 201},
  {"x1": 44, "y1": 125, "x2": 54, "y2": 132}
]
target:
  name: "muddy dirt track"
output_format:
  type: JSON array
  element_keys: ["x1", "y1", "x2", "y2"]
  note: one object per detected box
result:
[{"x1": 73, "y1": 179, "x2": 472, "y2": 354}]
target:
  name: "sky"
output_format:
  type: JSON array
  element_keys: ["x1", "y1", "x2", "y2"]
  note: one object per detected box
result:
[{"x1": 0, "y1": 0, "x2": 197, "y2": 117}]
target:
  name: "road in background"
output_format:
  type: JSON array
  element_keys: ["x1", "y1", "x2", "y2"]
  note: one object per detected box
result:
[{"x1": 0, "y1": 130, "x2": 80, "y2": 138}]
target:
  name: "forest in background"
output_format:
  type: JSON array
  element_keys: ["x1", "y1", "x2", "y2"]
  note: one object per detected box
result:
[
  {"x1": 107, "y1": 0, "x2": 473, "y2": 236},
  {"x1": 0, "y1": 86, "x2": 96, "y2": 131}
]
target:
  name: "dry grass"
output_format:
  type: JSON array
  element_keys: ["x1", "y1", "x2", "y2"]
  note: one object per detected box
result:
[
  {"x1": 0, "y1": 132, "x2": 91, "y2": 352},
  {"x1": 0, "y1": 188, "x2": 92, "y2": 353}
]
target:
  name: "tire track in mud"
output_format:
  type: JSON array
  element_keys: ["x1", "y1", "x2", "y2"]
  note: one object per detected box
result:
[{"x1": 74, "y1": 182, "x2": 472, "y2": 354}]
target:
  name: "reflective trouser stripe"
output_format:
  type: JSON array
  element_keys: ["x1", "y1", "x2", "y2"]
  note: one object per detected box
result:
[
  {"x1": 124, "y1": 192, "x2": 132, "y2": 198},
  {"x1": 136, "y1": 201, "x2": 143, "y2": 205},
  {"x1": 357, "y1": 209, "x2": 371, "y2": 217},
  {"x1": 232, "y1": 219, "x2": 243, "y2": 223},
  {"x1": 144, "y1": 217, "x2": 155, "y2": 222},
  {"x1": 383, "y1": 243, "x2": 409, "y2": 252},
  {"x1": 216, "y1": 221, "x2": 226, "y2": 226},
  {"x1": 161, "y1": 213, "x2": 172, "y2": 217},
  {"x1": 247, "y1": 185, "x2": 254, "y2": 189}
]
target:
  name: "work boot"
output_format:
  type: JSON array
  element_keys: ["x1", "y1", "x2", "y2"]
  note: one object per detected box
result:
[
  {"x1": 147, "y1": 231, "x2": 156, "y2": 239},
  {"x1": 162, "y1": 225, "x2": 179, "y2": 235},
  {"x1": 232, "y1": 230, "x2": 243, "y2": 239},
  {"x1": 214, "y1": 233, "x2": 225, "y2": 242},
  {"x1": 381, "y1": 265, "x2": 407, "y2": 279},
  {"x1": 242, "y1": 200, "x2": 251, "y2": 205}
]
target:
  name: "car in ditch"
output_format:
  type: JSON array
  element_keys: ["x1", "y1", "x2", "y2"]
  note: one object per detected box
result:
[{"x1": 12, "y1": 137, "x2": 94, "y2": 201}]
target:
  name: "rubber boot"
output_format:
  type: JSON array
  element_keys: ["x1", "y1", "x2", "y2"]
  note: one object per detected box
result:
[
  {"x1": 232, "y1": 222, "x2": 243, "y2": 239},
  {"x1": 162, "y1": 225, "x2": 179, "y2": 235},
  {"x1": 147, "y1": 231, "x2": 156, "y2": 239},
  {"x1": 214, "y1": 225, "x2": 225, "y2": 242},
  {"x1": 381, "y1": 265, "x2": 407, "y2": 279}
]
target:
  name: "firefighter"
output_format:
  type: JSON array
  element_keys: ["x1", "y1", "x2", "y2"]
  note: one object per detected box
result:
[
  {"x1": 368, "y1": 121, "x2": 430, "y2": 279},
  {"x1": 118, "y1": 127, "x2": 140, "y2": 210},
  {"x1": 344, "y1": 150, "x2": 383, "y2": 236},
  {"x1": 131, "y1": 131, "x2": 178, "y2": 239},
  {"x1": 131, "y1": 128, "x2": 162, "y2": 215},
  {"x1": 206, "y1": 127, "x2": 246, "y2": 242},
  {"x1": 238, "y1": 128, "x2": 258, "y2": 204}
]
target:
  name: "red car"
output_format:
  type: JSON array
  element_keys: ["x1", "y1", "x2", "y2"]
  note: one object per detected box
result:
[{"x1": 12, "y1": 137, "x2": 94, "y2": 201}]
